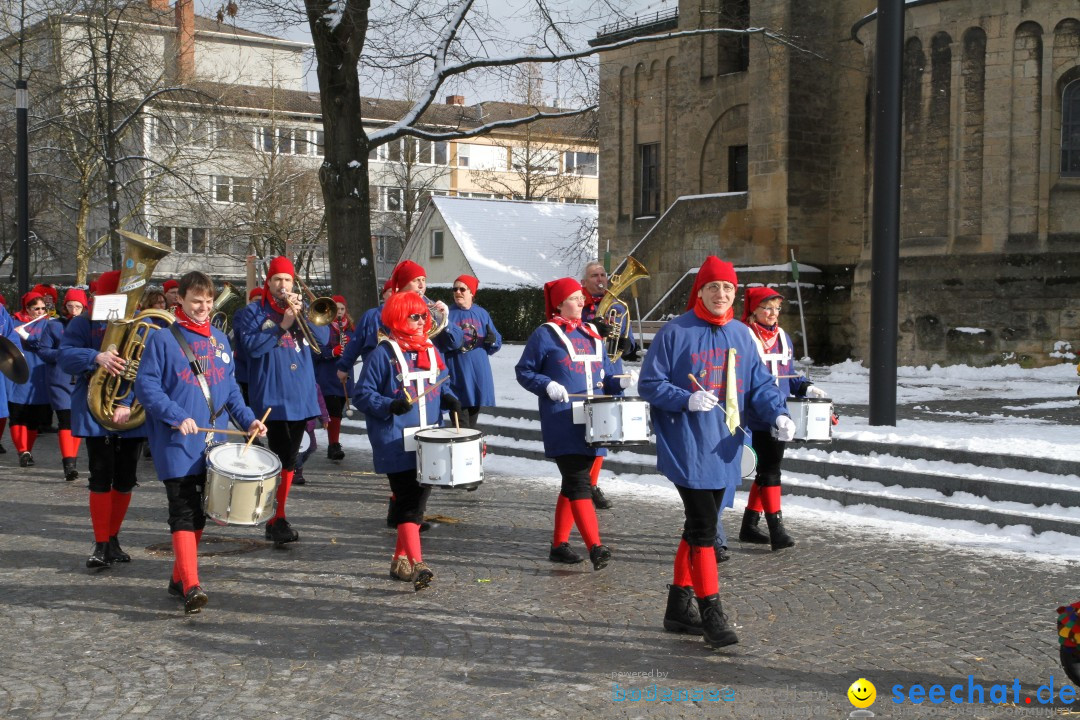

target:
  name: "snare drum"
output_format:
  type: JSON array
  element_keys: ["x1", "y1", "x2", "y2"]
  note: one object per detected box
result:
[
  {"x1": 787, "y1": 398, "x2": 833, "y2": 442},
  {"x1": 741, "y1": 445, "x2": 758, "y2": 479},
  {"x1": 580, "y1": 396, "x2": 651, "y2": 448},
  {"x1": 204, "y1": 443, "x2": 282, "y2": 526},
  {"x1": 415, "y1": 427, "x2": 484, "y2": 489}
]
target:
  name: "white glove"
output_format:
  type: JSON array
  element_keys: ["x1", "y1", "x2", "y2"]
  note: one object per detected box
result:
[
  {"x1": 806, "y1": 385, "x2": 828, "y2": 399},
  {"x1": 545, "y1": 381, "x2": 570, "y2": 403},
  {"x1": 688, "y1": 390, "x2": 718, "y2": 412},
  {"x1": 619, "y1": 368, "x2": 639, "y2": 389},
  {"x1": 773, "y1": 415, "x2": 797, "y2": 442},
  {"x1": 14, "y1": 326, "x2": 29, "y2": 340}
]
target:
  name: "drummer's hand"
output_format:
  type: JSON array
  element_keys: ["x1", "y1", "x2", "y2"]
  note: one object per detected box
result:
[
  {"x1": 178, "y1": 418, "x2": 199, "y2": 435},
  {"x1": 248, "y1": 419, "x2": 268, "y2": 437},
  {"x1": 389, "y1": 396, "x2": 412, "y2": 415},
  {"x1": 619, "y1": 368, "x2": 639, "y2": 389},
  {"x1": 95, "y1": 350, "x2": 126, "y2": 376},
  {"x1": 545, "y1": 381, "x2": 569, "y2": 403},
  {"x1": 111, "y1": 406, "x2": 131, "y2": 426},
  {"x1": 806, "y1": 385, "x2": 828, "y2": 399},
  {"x1": 773, "y1": 415, "x2": 796, "y2": 442},
  {"x1": 688, "y1": 390, "x2": 718, "y2": 412},
  {"x1": 337, "y1": 369, "x2": 349, "y2": 384}
]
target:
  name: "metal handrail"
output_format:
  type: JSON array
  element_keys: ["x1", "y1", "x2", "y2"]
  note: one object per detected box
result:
[{"x1": 597, "y1": 8, "x2": 679, "y2": 38}]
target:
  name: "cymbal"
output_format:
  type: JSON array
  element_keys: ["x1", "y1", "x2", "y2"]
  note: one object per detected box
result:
[{"x1": 0, "y1": 335, "x2": 29, "y2": 384}]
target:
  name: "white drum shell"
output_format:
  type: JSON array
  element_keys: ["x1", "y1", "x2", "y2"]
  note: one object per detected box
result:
[
  {"x1": 787, "y1": 398, "x2": 832, "y2": 442},
  {"x1": 415, "y1": 428, "x2": 484, "y2": 488},
  {"x1": 582, "y1": 397, "x2": 652, "y2": 448},
  {"x1": 204, "y1": 443, "x2": 282, "y2": 526}
]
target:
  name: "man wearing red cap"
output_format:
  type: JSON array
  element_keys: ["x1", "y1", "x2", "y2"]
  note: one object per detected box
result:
[
  {"x1": 234, "y1": 256, "x2": 327, "y2": 545},
  {"x1": 316, "y1": 295, "x2": 354, "y2": 461},
  {"x1": 638, "y1": 255, "x2": 793, "y2": 651},
  {"x1": 59, "y1": 270, "x2": 148, "y2": 569},
  {"x1": 7, "y1": 292, "x2": 51, "y2": 467},
  {"x1": 516, "y1": 276, "x2": 633, "y2": 572},
  {"x1": 37, "y1": 288, "x2": 89, "y2": 481},
  {"x1": 436, "y1": 274, "x2": 501, "y2": 431},
  {"x1": 163, "y1": 279, "x2": 180, "y2": 310}
]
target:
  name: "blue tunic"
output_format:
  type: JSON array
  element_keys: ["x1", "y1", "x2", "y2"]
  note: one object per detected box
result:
[
  {"x1": 38, "y1": 318, "x2": 76, "y2": 410},
  {"x1": 316, "y1": 322, "x2": 354, "y2": 398},
  {"x1": 0, "y1": 306, "x2": 21, "y2": 418},
  {"x1": 515, "y1": 324, "x2": 623, "y2": 458},
  {"x1": 58, "y1": 315, "x2": 148, "y2": 439},
  {"x1": 336, "y1": 304, "x2": 384, "y2": 376},
  {"x1": 233, "y1": 298, "x2": 325, "y2": 422},
  {"x1": 638, "y1": 311, "x2": 786, "y2": 490},
  {"x1": 436, "y1": 305, "x2": 502, "y2": 408},
  {"x1": 135, "y1": 324, "x2": 256, "y2": 480},
  {"x1": 355, "y1": 340, "x2": 456, "y2": 474},
  {"x1": 7, "y1": 315, "x2": 50, "y2": 405},
  {"x1": 743, "y1": 325, "x2": 812, "y2": 432}
]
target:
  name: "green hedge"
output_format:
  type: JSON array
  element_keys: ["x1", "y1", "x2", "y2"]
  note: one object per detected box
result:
[{"x1": 426, "y1": 286, "x2": 545, "y2": 342}]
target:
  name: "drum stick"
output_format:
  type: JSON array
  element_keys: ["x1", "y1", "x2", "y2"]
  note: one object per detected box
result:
[
  {"x1": 341, "y1": 378, "x2": 355, "y2": 418},
  {"x1": 241, "y1": 407, "x2": 272, "y2": 457},
  {"x1": 173, "y1": 426, "x2": 249, "y2": 437},
  {"x1": 408, "y1": 376, "x2": 447, "y2": 404},
  {"x1": 453, "y1": 410, "x2": 460, "y2": 433},
  {"x1": 687, "y1": 373, "x2": 750, "y2": 440}
]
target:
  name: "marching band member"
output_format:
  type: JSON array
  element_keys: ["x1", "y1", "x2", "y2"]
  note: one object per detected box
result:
[
  {"x1": 0, "y1": 296, "x2": 21, "y2": 454},
  {"x1": 736, "y1": 287, "x2": 828, "y2": 551},
  {"x1": 163, "y1": 279, "x2": 180, "y2": 310},
  {"x1": 38, "y1": 288, "x2": 89, "y2": 480},
  {"x1": 141, "y1": 288, "x2": 168, "y2": 311},
  {"x1": 515, "y1": 277, "x2": 630, "y2": 571},
  {"x1": 355, "y1": 291, "x2": 461, "y2": 591},
  {"x1": 32, "y1": 284, "x2": 59, "y2": 317},
  {"x1": 638, "y1": 256, "x2": 793, "y2": 650},
  {"x1": 335, "y1": 278, "x2": 393, "y2": 385},
  {"x1": 317, "y1": 294, "x2": 353, "y2": 461},
  {"x1": 134, "y1": 271, "x2": 266, "y2": 613},
  {"x1": 8, "y1": 292, "x2": 53, "y2": 467},
  {"x1": 59, "y1": 270, "x2": 147, "y2": 569},
  {"x1": 234, "y1": 256, "x2": 327, "y2": 546},
  {"x1": 438, "y1": 275, "x2": 502, "y2": 430}
]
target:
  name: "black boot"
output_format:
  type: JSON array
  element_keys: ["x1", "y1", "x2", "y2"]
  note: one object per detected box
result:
[
  {"x1": 62, "y1": 457, "x2": 79, "y2": 482},
  {"x1": 589, "y1": 544, "x2": 612, "y2": 571},
  {"x1": 663, "y1": 584, "x2": 703, "y2": 635},
  {"x1": 765, "y1": 512, "x2": 795, "y2": 551},
  {"x1": 107, "y1": 535, "x2": 131, "y2": 563},
  {"x1": 86, "y1": 542, "x2": 112, "y2": 569},
  {"x1": 696, "y1": 595, "x2": 739, "y2": 649},
  {"x1": 738, "y1": 509, "x2": 770, "y2": 544},
  {"x1": 590, "y1": 485, "x2": 612, "y2": 510},
  {"x1": 327, "y1": 442, "x2": 345, "y2": 461}
]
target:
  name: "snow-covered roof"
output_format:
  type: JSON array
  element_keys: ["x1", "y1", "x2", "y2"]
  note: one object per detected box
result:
[{"x1": 426, "y1": 196, "x2": 598, "y2": 289}]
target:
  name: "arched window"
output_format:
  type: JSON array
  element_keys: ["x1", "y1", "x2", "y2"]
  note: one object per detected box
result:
[{"x1": 1062, "y1": 79, "x2": 1080, "y2": 177}]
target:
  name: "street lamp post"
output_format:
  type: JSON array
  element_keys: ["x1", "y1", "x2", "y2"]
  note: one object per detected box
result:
[{"x1": 16, "y1": 79, "x2": 29, "y2": 297}]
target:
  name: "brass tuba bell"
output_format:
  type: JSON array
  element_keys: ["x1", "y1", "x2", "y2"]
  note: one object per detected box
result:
[
  {"x1": 595, "y1": 256, "x2": 650, "y2": 363},
  {"x1": 210, "y1": 282, "x2": 243, "y2": 332}
]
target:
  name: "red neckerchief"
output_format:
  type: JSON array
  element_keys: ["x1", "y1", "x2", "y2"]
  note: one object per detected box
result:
[
  {"x1": 551, "y1": 315, "x2": 602, "y2": 340},
  {"x1": 392, "y1": 330, "x2": 445, "y2": 371},
  {"x1": 749, "y1": 321, "x2": 780, "y2": 350},
  {"x1": 174, "y1": 306, "x2": 212, "y2": 337},
  {"x1": 14, "y1": 311, "x2": 31, "y2": 323},
  {"x1": 264, "y1": 292, "x2": 290, "y2": 316},
  {"x1": 693, "y1": 298, "x2": 733, "y2": 326}
]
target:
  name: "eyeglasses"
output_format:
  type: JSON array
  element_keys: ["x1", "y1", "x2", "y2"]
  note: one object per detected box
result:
[
  {"x1": 452, "y1": 287, "x2": 468, "y2": 292},
  {"x1": 758, "y1": 306, "x2": 782, "y2": 314},
  {"x1": 407, "y1": 312, "x2": 429, "y2": 322}
]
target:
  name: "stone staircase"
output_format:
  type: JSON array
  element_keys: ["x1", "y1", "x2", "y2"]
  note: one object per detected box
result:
[{"x1": 343, "y1": 405, "x2": 1080, "y2": 537}]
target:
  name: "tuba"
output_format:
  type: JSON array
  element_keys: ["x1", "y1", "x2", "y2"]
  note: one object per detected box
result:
[
  {"x1": 87, "y1": 229, "x2": 174, "y2": 431},
  {"x1": 210, "y1": 282, "x2": 243, "y2": 332},
  {"x1": 595, "y1": 256, "x2": 650, "y2": 363}
]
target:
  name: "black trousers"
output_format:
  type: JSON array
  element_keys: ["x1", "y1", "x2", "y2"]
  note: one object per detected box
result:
[
  {"x1": 85, "y1": 435, "x2": 142, "y2": 494},
  {"x1": 457, "y1": 406, "x2": 481, "y2": 429},
  {"x1": 324, "y1": 395, "x2": 345, "y2": 419},
  {"x1": 9, "y1": 402, "x2": 51, "y2": 427},
  {"x1": 163, "y1": 473, "x2": 207, "y2": 533},
  {"x1": 56, "y1": 409, "x2": 72, "y2": 431},
  {"x1": 554, "y1": 454, "x2": 594, "y2": 501},
  {"x1": 751, "y1": 430, "x2": 785, "y2": 488},
  {"x1": 676, "y1": 486, "x2": 728, "y2": 547},
  {"x1": 266, "y1": 419, "x2": 307, "y2": 471},
  {"x1": 387, "y1": 469, "x2": 431, "y2": 525}
]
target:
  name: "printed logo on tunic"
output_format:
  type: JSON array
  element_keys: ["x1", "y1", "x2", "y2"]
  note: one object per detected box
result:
[{"x1": 175, "y1": 338, "x2": 227, "y2": 386}]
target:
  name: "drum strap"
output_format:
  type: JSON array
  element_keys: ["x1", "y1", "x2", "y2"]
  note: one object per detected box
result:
[
  {"x1": 544, "y1": 323, "x2": 604, "y2": 397},
  {"x1": 749, "y1": 330, "x2": 791, "y2": 383},
  {"x1": 169, "y1": 324, "x2": 224, "y2": 432}
]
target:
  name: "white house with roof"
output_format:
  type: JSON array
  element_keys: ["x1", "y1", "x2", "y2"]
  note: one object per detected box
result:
[{"x1": 400, "y1": 197, "x2": 598, "y2": 289}]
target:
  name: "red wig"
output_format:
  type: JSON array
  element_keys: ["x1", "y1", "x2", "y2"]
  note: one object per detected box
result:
[{"x1": 381, "y1": 291, "x2": 430, "y2": 339}]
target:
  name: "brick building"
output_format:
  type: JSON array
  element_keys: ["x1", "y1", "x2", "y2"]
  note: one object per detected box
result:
[{"x1": 594, "y1": 0, "x2": 1080, "y2": 366}]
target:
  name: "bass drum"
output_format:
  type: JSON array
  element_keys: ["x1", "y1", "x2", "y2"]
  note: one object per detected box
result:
[{"x1": 204, "y1": 443, "x2": 282, "y2": 526}]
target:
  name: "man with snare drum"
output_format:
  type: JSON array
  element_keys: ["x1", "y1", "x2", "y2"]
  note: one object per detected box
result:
[{"x1": 135, "y1": 271, "x2": 267, "y2": 614}]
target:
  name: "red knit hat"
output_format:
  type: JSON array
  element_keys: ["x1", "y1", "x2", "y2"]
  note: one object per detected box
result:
[
  {"x1": 21, "y1": 291, "x2": 44, "y2": 311},
  {"x1": 381, "y1": 288, "x2": 430, "y2": 338},
  {"x1": 544, "y1": 277, "x2": 583, "y2": 319},
  {"x1": 32, "y1": 284, "x2": 58, "y2": 306},
  {"x1": 390, "y1": 260, "x2": 425, "y2": 292},
  {"x1": 248, "y1": 287, "x2": 264, "y2": 302},
  {"x1": 685, "y1": 256, "x2": 738, "y2": 311},
  {"x1": 332, "y1": 294, "x2": 346, "y2": 306},
  {"x1": 741, "y1": 286, "x2": 784, "y2": 323},
  {"x1": 455, "y1": 275, "x2": 479, "y2": 295},
  {"x1": 0, "y1": 293, "x2": 7, "y2": 307},
  {"x1": 95, "y1": 271, "x2": 121, "y2": 296},
  {"x1": 266, "y1": 256, "x2": 296, "y2": 281},
  {"x1": 381, "y1": 277, "x2": 393, "y2": 294},
  {"x1": 63, "y1": 288, "x2": 89, "y2": 308},
  {"x1": 163, "y1": 279, "x2": 179, "y2": 292}
]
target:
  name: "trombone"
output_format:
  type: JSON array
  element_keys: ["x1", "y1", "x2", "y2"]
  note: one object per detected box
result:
[{"x1": 279, "y1": 275, "x2": 336, "y2": 355}]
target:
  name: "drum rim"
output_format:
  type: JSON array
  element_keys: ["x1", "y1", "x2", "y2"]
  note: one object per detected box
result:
[
  {"x1": 582, "y1": 395, "x2": 638, "y2": 405},
  {"x1": 207, "y1": 443, "x2": 282, "y2": 475},
  {"x1": 414, "y1": 428, "x2": 484, "y2": 442},
  {"x1": 787, "y1": 397, "x2": 832, "y2": 404}
]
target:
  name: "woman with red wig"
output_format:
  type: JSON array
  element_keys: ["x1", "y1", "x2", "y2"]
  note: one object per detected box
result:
[
  {"x1": 7, "y1": 291, "x2": 53, "y2": 467},
  {"x1": 515, "y1": 277, "x2": 630, "y2": 571},
  {"x1": 355, "y1": 291, "x2": 462, "y2": 591},
  {"x1": 38, "y1": 288, "x2": 89, "y2": 480}
]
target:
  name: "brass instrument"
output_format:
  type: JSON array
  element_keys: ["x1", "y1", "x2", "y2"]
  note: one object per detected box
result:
[
  {"x1": 209, "y1": 282, "x2": 243, "y2": 332},
  {"x1": 87, "y1": 229, "x2": 174, "y2": 431},
  {"x1": 276, "y1": 275, "x2": 334, "y2": 355},
  {"x1": 595, "y1": 256, "x2": 650, "y2": 363},
  {"x1": 424, "y1": 297, "x2": 448, "y2": 338},
  {"x1": 0, "y1": 335, "x2": 29, "y2": 384}
]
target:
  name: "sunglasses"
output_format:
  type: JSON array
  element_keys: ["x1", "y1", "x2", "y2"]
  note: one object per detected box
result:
[
  {"x1": 407, "y1": 312, "x2": 429, "y2": 322},
  {"x1": 452, "y1": 287, "x2": 469, "y2": 292}
]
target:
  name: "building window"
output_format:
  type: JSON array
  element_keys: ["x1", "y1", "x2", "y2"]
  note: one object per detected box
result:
[
  {"x1": 1063, "y1": 79, "x2": 1080, "y2": 177},
  {"x1": 156, "y1": 226, "x2": 211, "y2": 254},
  {"x1": 638, "y1": 143, "x2": 661, "y2": 216},
  {"x1": 213, "y1": 176, "x2": 255, "y2": 203},
  {"x1": 728, "y1": 145, "x2": 748, "y2": 192},
  {"x1": 565, "y1": 151, "x2": 598, "y2": 176},
  {"x1": 433, "y1": 141, "x2": 449, "y2": 165},
  {"x1": 431, "y1": 229, "x2": 444, "y2": 258}
]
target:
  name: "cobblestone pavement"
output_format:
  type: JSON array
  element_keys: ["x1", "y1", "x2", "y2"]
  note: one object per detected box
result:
[{"x1": 0, "y1": 436, "x2": 1076, "y2": 719}]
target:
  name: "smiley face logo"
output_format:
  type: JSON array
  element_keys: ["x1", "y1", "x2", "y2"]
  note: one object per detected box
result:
[{"x1": 847, "y1": 678, "x2": 876, "y2": 708}]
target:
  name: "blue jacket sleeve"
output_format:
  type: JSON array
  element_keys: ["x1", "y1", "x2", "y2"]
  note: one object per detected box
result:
[
  {"x1": 37, "y1": 321, "x2": 62, "y2": 364},
  {"x1": 514, "y1": 328, "x2": 554, "y2": 397},
  {"x1": 638, "y1": 324, "x2": 693, "y2": 412},
  {"x1": 355, "y1": 346, "x2": 396, "y2": 420},
  {"x1": 59, "y1": 317, "x2": 98, "y2": 375},
  {"x1": 483, "y1": 310, "x2": 503, "y2": 355},
  {"x1": 133, "y1": 333, "x2": 191, "y2": 429},
  {"x1": 236, "y1": 305, "x2": 287, "y2": 359}
]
